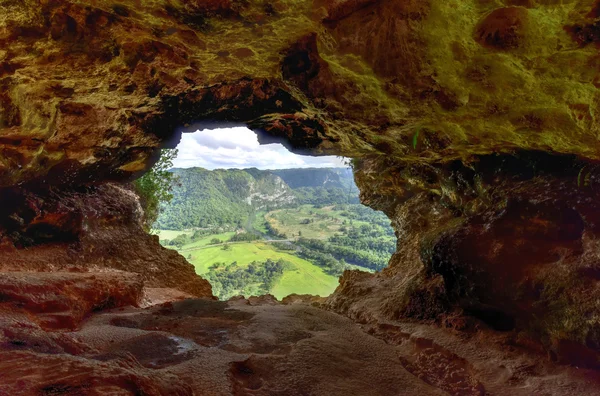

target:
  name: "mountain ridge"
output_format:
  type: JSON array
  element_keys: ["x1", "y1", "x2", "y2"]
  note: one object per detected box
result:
[{"x1": 157, "y1": 167, "x2": 358, "y2": 230}]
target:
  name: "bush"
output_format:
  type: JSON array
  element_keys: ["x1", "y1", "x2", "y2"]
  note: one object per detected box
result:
[
  {"x1": 229, "y1": 232, "x2": 261, "y2": 242},
  {"x1": 192, "y1": 230, "x2": 210, "y2": 240},
  {"x1": 272, "y1": 242, "x2": 296, "y2": 251},
  {"x1": 170, "y1": 233, "x2": 190, "y2": 248},
  {"x1": 133, "y1": 149, "x2": 178, "y2": 231}
]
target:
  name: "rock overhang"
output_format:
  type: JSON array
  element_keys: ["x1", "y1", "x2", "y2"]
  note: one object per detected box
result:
[{"x1": 1, "y1": 0, "x2": 600, "y2": 188}]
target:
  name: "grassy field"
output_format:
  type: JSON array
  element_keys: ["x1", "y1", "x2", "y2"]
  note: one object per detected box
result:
[
  {"x1": 187, "y1": 242, "x2": 277, "y2": 274},
  {"x1": 187, "y1": 242, "x2": 339, "y2": 299},
  {"x1": 156, "y1": 204, "x2": 390, "y2": 300},
  {"x1": 270, "y1": 259, "x2": 339, "y2": 299},
  {"x1": 153, "y1": 229, "x2": 193, "y2": 241},
  {"x1": 265, "y1": 205, "x2": 372, "y2": 239},
  {"x1": 179, "y1": 232, "x2": 236, "y2": 251}
]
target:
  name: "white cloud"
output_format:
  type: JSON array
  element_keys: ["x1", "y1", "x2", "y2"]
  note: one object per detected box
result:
[{"x1": 173, "y1": 127, "x2": 348, "y2": 170}]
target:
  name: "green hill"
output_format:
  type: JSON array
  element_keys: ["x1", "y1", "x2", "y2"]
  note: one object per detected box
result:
[
  {"x1": 156, "y1": 167, "x2": 360, "y2": 230},
  {"x1": 272, "y1": 168, "x2": 360, "y2": 206},
  {"x1": 156, "y1": 168, "x2": 295, "y2": 230}
]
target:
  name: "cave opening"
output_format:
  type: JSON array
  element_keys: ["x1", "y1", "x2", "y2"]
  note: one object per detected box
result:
[{"x1": 149, "y1": 127, "x2": 396, "y2": 301}]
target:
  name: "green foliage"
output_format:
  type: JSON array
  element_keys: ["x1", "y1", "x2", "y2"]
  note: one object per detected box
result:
[
  {"x1": 297, "y1": 236, "x2": 392, "y2": 272},
  {"x1": 264, "y1": 204, "x2": 395, "y2": 273},
  {"x1": 229, "y1": 232, "x2": 261, "y2": 242},
  {"x1": 169, "y1": 233, "x2": 191, "y2": 248},
  {"x1": 412, "y1": 127, "x2": 421, "y2": 150},
  {"x1": 206, "y1": 258, "x2": 290, "y2": 300},
  {"x1": 156, "y1": 167, "x2": 362, "y2": 230},
  {"x1": 193, "y1": 230, "x2": 211, "y2": 239},
  {"x1": 296, "y1": 243, "x2": 345, "y2": 276},
  {"x1": 271, "y1": 242, "x2": 296, "y2": 251},
  {"x1": 293, "y1": 186, "x2": 360, "y2": 205},
  {"x1": 334, "y1": 204, "x2": 396, "y2": 232},
  {"x1": 133, "y1": 149, "x2": 178, "y2": 231},
  {"x1": 265, "y1": 221, "x2": 287, "y2": 239},
  {"x1": 156, "y1": 167, "x2": 295, "y2": 230}
]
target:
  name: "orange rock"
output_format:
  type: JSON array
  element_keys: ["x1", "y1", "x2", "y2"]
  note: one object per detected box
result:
[
  {"x1": 475, "y1": 7, "x2": 529, "y2": 50},
  {"x1": 0, "y1": 271, "x2": 143, "y2": 330}
]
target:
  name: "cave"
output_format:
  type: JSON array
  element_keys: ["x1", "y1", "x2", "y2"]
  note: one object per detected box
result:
[{"x1": 1, "y1": 0, "x2": 600, "y2": 394}]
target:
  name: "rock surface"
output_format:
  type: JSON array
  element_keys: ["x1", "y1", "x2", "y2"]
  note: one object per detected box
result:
[
  {"x1": 1, "y1": 296, "x2": 599, "y2": 395},
  {"x1": 0, "y1": 183, "x2": 212, "y2": 298},
  {"x1": 1, "y1": 0, "x2": 600, "y2": 393},
  {"x1": 1, "y1": 0, "x2": 599, "y2": 184},
  {"x1": 0, "y1": 271, "x2": 143, "y2": 330},
  {"x1": 329, "y1": 150, "x2": 600, "y2": 369}
]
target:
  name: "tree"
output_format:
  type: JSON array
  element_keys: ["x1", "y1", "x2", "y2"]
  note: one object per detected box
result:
[
  {"x1": 192, "y1": 230, "x2": 208, "y2": 240},
  {"x1": 133, "y1": 149, "x2": 178, "y2": 231},
  {"x1": 229, "y1": 232, "x2": 261, "y2": 242},
  {"x1": 222, "y1": 243, "x2": 232, "y2": 251},
  {"x1": 171, "y1": 233, "x2": 190, "y2": 248}
]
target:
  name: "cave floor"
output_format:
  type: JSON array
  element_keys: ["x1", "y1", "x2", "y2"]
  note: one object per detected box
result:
[{"x1": 0, "y1": 274, "x2": 598, "y2": 396}]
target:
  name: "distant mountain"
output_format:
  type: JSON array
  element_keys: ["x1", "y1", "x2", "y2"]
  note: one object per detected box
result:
[
  {"x1": 271, "y1": 168, "x2": 360, "y2": 207},
  {"x1": 156, "y1": 167, "x2": 359, "y2": 230},
  {"x1": 271, "y1": 168, "x2": 358, "y2": 191}
]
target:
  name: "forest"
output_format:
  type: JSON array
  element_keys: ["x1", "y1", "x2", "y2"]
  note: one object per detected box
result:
[{"x1": 206, "y1": 259, "x2": 290, "y2": 300}]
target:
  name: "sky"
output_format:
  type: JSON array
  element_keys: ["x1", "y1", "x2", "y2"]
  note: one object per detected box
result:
[{"x1": 172, "y1": 127, "x2": 348, "y2": 170}]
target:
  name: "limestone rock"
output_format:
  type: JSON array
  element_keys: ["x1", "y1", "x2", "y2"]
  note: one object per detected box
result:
[
  {"x1": 0, "y1": 271, "x2": 143, "y2": 330},
  {"x1": 2, "y1": 297, "x2": 599, "y2": 395},
  {"x1": 0, "y1": 0, "x2": 597, "y2": 185},
  {"x1": 0, "y1": 183, "x2": 213, "y2": 298}
]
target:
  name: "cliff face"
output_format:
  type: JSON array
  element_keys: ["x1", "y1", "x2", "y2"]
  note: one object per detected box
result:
[{"x1": 2, "y1": 0, "x2": 600, "y2": 392}]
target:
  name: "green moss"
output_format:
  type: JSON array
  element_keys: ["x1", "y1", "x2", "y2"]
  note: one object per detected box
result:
[{"x1": 412, "y1": 128, "x2": 420, "y2": 150}]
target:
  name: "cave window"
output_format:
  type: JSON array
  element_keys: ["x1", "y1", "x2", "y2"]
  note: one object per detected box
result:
[{"x1": 153, "y1": 127, "x2": 396, "y2": 300}]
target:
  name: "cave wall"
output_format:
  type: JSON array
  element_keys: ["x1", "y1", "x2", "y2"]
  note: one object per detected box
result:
[
  {"x1": 329, "y1": 152, "x2": 600, "y2": 368},
  {"x1": 2, "y1": 0, "x2": 600, "y2": 368},
  {"x1": 0, "y1": 183, "x2": 212, "y2": 297}
]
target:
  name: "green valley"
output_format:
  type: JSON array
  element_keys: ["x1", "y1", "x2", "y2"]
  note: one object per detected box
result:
[{"x1": 155, "y1": 167, "x2": 395, "y2": 300}]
